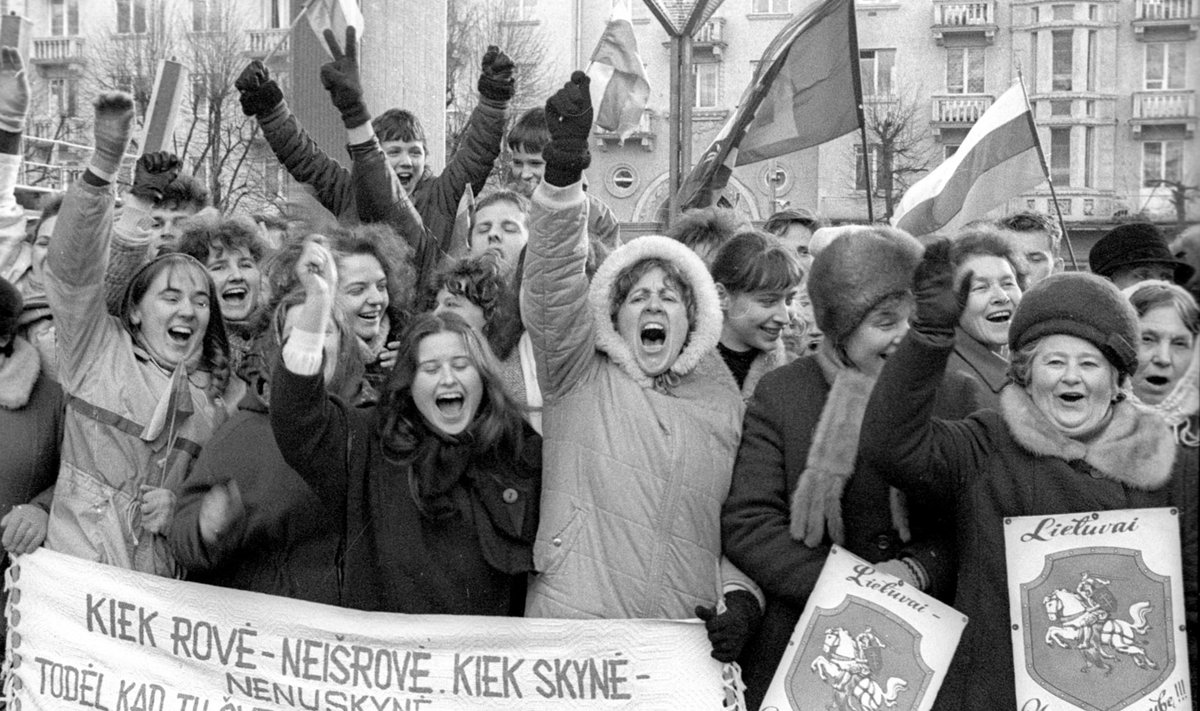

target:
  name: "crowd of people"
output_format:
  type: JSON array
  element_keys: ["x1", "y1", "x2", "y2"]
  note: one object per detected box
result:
[{"x1": 0, "y1": 31, "x2": 1197, "y2": 710}]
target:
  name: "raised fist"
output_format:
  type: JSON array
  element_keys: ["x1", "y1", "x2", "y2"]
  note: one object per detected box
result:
[{"x1": 478, "y1": 46, "x2": 515, "y2": 103}]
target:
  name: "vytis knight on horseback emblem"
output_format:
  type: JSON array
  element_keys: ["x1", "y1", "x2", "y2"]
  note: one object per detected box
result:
[{"x1": 809, "y1": 626, "x2": 908, "y2": 711}]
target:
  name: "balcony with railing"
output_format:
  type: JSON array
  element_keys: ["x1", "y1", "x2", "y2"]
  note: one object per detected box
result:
[
  {"x1": 932, "y1": 1, "x2": 997, "y2": 44},
  {"x1": 1131, "y1": 90, "x2": 1196, "y2": 135},
  {"x1": 246, "y1": 29, "x2": 289, "y2": 59},
  {"x1": 930, "y1": 94, "x2": 994, "y2": 135},
  {"x1": 31, "y1": 36, "x2": 86, "y2": 65},
  {"x1": 593, "y1": 109, "x2": 655, "y2": 151},
  {"x1": 1134, "y1": 0, "x2": 1198, "y2": 36}
]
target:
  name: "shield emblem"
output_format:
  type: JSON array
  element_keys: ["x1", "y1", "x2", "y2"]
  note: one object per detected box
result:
[
  {"x1": 782, "y1": 597, "x2": 933, "y2": 711},
  {"x1": 1019, "y1": 546, "x2": 1175, "y2": 711}
]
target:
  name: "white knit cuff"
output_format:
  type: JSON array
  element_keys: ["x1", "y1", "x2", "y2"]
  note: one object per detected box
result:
[
  {"x1": 0, "y1": 153, "x2": 19, "y2": 213},
  {"x1": 346, "y1": 123, "x2": 375, "y2": 145},
  {"x1": 282, "y1": 327, "x2": 325, "y2": 376}
]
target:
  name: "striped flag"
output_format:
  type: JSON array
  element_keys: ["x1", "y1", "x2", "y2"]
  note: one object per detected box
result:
[
  {"x1": 304, "y1": 0, "x2": 364, "y2": 57},
  {"x1": 676, "y1": 0, "x2": 860, "y2": 210},
  {"x1": 891, "y1": 80, "x2": 1046, "y2": 236},
  {"x1": 139, "y1": 60, "x2": 188, "y2": 154},
  {"x1": 587, "y1": 0, "x2": 652, "y2": 143}
]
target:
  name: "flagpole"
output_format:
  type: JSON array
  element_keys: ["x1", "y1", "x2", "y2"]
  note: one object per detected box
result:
[
  {"x1": 1017, "y1": 72, "x2": 1078, "y2": 270},
  {"x1": 845, "y1": 0, "x2": 874, "y2": 223},
  {"x1": 262, "y1": 0, "x2": 317, "y2": 65}
]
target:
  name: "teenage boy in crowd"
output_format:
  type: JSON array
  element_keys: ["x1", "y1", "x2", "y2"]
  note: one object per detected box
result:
[{"x1": 995, "y1": 210, "x2": 1062, "y2": 286}]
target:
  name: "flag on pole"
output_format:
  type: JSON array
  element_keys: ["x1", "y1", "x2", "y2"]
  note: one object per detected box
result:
[
  {"x1": 587, "y1": 0, "x2": 652, "y2": 143},
  {"x1": 304, "y1": 0, "x2": 364, "y2": 57},
  {"x1": 891, "y1": 80, "x2": 1046, "y2": 236},
  {"x1": 676, "y1": 0, "x2": 860, "y2": 210},
  {"x1": 139, "y1": 59, "x2": 188, "y2": 154}
]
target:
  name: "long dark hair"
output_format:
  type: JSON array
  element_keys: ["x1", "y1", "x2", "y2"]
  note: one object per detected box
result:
[
  {"x1": 119, "y1": 253, "x2": 230, "y2": 398},
  {"x1": 377, "y1": 312, "x2": 527, "y2": 462}
]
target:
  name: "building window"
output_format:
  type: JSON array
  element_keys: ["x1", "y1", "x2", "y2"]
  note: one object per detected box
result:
[
  {"x1": 1084, "y1": 126, "x2": 1095, "y2": 188},
  {"x1": 855, "y1": 144, "x2": 882, "y2": 192},
  {"x1": 606, "y1": 165, "x2": 638, "y2": 198},
  {"x1": 1050, "y1": 127, "x2": 1071, "y2": 187},
  {"x1": 50, "y1": 0, "x2": 80, "y2": 36},
  {"x1": 1088, "y1": 4, "x2": 1098, "y2": 20},
  {"x1": 1145, "y1": 42, "x2": 1187, "y2": 91},
  {"x1": 752, "y1": 0, "x2": 790, "y2": 12},
  {"x1": 944, "y1": 144, "x2": 960, "y2": 160},
  {"x1": 946, "y1": 47, "x2": 984, "y2": 94},
  {"x1": 693, "y1": 62, "x2": 718, "y2": 108},
  {"x1": 503, "y1": 0, "x2": 538, "y2": 21},
  {"x1": 1029, "y1": 32, "x2": 1039, "y2": 92},
  {"x1": 192, "y1": 76, "x2": 208, "y2": 115},
  {"x1": 193, "y1": 0, "x2": 212, "y2": 32},
  {"x1": 859, "y1": 49, "x2": 895, "y2": 98},
  {"x1": 1051, "y1": 30, "x2": 1072, "y2": 91},
  {"x1": 269, "y1": 0, "x2": 283, "y2": 28},
  {"x1": 1143, "y1": 141, "x2": 1183, "y2": 187},
  {"x1": 47, "y1": 77, "x2": 77, "y2": 117},
  {"x1": 117, "y1": 0, "x2": 148, "y2": 34},
  {"x1": 1051, "y1": 4, "x2": 1074, "y2": 20},
  {"x1": 1085, "y1": 30, "x2": 1097, "y2": 91}
]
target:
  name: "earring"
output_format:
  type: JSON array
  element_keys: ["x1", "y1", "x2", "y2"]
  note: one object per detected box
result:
[{"x1": 1112, "y1": 392, "x2": 1126, "y2": 404}]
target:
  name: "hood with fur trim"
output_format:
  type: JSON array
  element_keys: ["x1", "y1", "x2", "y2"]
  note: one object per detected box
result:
[
  {"x1": 1001, "y1": 386, "x2": 1175, "y2": 490},
  {"x1": 587, "y1": 235, "x2": 723, "y2": 389}
]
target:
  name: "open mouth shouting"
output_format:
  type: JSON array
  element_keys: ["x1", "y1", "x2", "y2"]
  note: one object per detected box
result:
[
  {"x1": 435, "y1": 392, "x2": 465, "y2": 418},
  {"x1": 640, "y1": 323, "x2": 667, "y2": 351},
  {"x1": 167, "y1": 325, "x2": 194, "y2": 346},
  {"x1": 396, "y1": 170, "x2": 414, "y2": 189}
]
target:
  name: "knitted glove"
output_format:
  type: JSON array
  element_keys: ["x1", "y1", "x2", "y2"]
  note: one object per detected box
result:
[
  {"x1": 912, "y1": 238, "x2": 963, "y2": 337},
  {"x1": 0, "y1": 46, "x2": 29, "y2": 134},
  {"x1": 542, "y1": 71, "x2": 593, "y2": 187},
  {"x1": 696, "y1": 590, "x2": 762, "y2": 663},
  {"x1": 130, "y1": 151, "x2": 182, "y2": 204},
  {"x1": 89, "y1": 93, "x2": 136, "y2": 179},
  {"x1": 236, "y1": 60, "x2": 284, "y2": 117},
  {"x1": 320, "y1": 27, "x2": 369, "y2": 129},
  {"x1": 477, "y1": 45, "x2": 515, "y2": 103}
]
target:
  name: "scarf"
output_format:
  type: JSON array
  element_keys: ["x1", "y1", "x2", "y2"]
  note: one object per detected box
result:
[
  {"x1": 790, "y1": 342, "x2": 911, "y2": 547},
  {"x1": 1134, "y1": 340, "x2": 1199, "y2": 447}
]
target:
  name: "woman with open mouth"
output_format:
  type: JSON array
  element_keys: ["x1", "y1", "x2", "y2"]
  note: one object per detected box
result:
[
  {"x1": 860, "y1": 255, "x2": 1177, "y2": 711},
  {"x1": 269, "y1": 238, "x2": 540, "y2": 615},
  {"x1": 945, "y1": 228, "x2": 1026, "y2": 410},
  {"x1": 520, "y1": 72, "x2": 762, "y2": 667},
  {"x1": 43, "y1": 94, "x2": 231, "y2": 576}
]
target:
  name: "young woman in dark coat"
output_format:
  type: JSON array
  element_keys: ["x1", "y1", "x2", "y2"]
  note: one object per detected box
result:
[{"x1": 269, "y1": 238, "x2": 541, "y2": 616}]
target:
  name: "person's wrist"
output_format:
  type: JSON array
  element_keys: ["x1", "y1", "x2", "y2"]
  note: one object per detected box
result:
[{"x1": 338, "y1": 100, "x2": 370, "y2": 129}]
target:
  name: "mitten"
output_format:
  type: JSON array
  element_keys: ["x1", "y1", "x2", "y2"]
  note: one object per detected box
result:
[
  {"x1": 90, "y1": 93, "x2": 136, "y2": 179},
  {"x1": 695, "y1": 590, "x2": 762, "y2": 663},
  {"x1": 0, "y1": 46, "x2": 29, "y2": 134},
  {"x1": 542, "y1": 71, "x2": 593, "y2": 187},
  {"x1": 130, "y1": 152, "x2": 182, "y2": 204},
  {"x1": 477, "y1": 45, "x2": 515, "y2": 103},
  {"x1": 912, "y1": 238, "x2": 963, "y2": 336},
  {"x1": 236, "y1": 60, "x2": 284, "y2": 117},
  {"x1": 320, "y1": 27, "x2": 369, "y2": 128}
]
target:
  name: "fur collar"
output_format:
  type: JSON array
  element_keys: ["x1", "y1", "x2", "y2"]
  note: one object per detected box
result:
[
  {"x1": 1000, "y1": 386, "x2": 1175, "y2": 490},
  {"x1": 587, "y1": 235, "x2": 723, "y2": 389},
  {"x1": 0, "y1": 337, "x2": 41, "y2": 410}
]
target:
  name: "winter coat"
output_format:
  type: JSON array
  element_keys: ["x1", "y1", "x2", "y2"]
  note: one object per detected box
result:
[
  {"x1": 1168, "y1": 414, "x2": 1198, "y2": 703},
  {"x1": 43, "y1": 180, "x2": 225, "y2": 575},
  {"x1": 270, "y1": 362, "x2": 542, "y2": 616},
  {"x1": 859, "y1": 331, "x2": 1175, "y2": 711},
  {"x1": 521, "y1": 180, "x2": 759, "y2": 620},
  {"x1": 722, "y1": 354, "x2": 979, "y2": 709},
  {"x1": 586, "y1": 192, "x2": 621, "y2": 253},
  {"x1": 946, "y1": 326, "x2": 1009, "y2": 410},
  {"x1": 169, "y1": 386, "x2": 341, "y2": 605},
  {"x1": 257, "y1": 96, "x2": 506, "y2": 255}
]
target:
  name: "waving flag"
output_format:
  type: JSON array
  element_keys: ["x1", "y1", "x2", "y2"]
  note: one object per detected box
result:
[
  {"x1": 677, "y1": 0, "x2": 860, "y2": 210},
  {"x1": 891, "y1": 79, "x2": 1046, "y2": 236},
  {"x1": 587, "y1": 0, "x2": 652, "y2": 142},
  {"x1": 304, "y1": 0, "x2": 364, "y2": 57}
]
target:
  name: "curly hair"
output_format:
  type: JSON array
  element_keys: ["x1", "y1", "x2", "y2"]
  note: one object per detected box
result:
[
  {"x1": 327, "y1": 222, "x2": 417, "y2": 332},
  {"x1": 176, "y1": 214, "x2": 271, "y2": 265},
  {"x1": 428, "y1": 251, "x2": 523, "y2": 360}
]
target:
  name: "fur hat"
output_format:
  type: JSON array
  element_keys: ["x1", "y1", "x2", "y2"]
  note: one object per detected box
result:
[
  {"x1": 1009, "y1": 272, "x2": 1140, "y2": 376},
  {"x1": 0, "y1": 276, "x2": 23, "y2": 340},
  {"x1": 807, "y1": 226, "x2": 923, "y2": 350},
  {"x1": 1089, "y1": 223, "x2": 1195, "y2": 285}
]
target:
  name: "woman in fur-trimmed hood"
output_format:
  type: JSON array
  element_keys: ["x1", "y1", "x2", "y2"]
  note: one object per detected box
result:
[
  {"x1": 860, "y1": 247, "x2": 1177, "y2": 711},
  {"x1": 520, "y1": 72, "x2": 762, "y2": 664}
]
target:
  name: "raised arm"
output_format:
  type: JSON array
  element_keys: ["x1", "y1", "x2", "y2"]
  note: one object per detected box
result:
[
  {"x1": 0, "y1": 47, "x2": 28, "y2": 278},
  {"x1": 521, "y1": 72, "x2": 598, "y2": 399},
  {"x1": 103, "y1": 152, "x2": 182, "y2": 315}
]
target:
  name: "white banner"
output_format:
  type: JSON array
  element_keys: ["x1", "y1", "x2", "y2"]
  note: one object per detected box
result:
[
  {"x1": 5, "y1": 549, "x2": 735, "y2": 710},
  {"x1": 761, "y1": 545, "x2": 966, "y2": 711},
  {"x1": 1005, "y1": 507, "x2": 1192, "y2": 711}
]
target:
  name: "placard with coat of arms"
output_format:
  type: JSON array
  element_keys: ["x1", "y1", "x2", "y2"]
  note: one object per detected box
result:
[
  {"x1": 760, "y1": 545, "x2": 967, "y2": 711},
  {"x1": 1005, "y1": 507, "x2": 1192, "y2": 711}
]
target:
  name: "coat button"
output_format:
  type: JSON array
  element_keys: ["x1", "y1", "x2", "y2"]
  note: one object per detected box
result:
[
  {"x1": 502, "y1": 488, "x2": 519, "y2": 504},
  {"x1": 875, "y1": 534, "x2": 892, "y2": 551},
  {"x1": 552, "y1": 537, "x2": 562, "y2": 547}
]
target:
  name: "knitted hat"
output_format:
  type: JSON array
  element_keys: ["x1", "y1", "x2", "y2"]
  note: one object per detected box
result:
[
  {"x1": 807, "y1": 226, "x2": 923, "y2": 349},
  {"x1": 0, "y1": 277, "x2": 23, "y2": 340},
  {"x1": 1089, "y1": 223, "x2": 1195, "y2": 285},
  {"x1": 1009, "y1": 272, "x2": 1139, "y2": 376}
]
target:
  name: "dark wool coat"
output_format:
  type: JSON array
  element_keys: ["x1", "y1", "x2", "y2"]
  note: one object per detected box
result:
[
  {"x1": 169, "y1": 389, "x2": 341, "y2": 605},
  {"x1": 269, "y1": 365, "x2": 541, "y2": 616},
  {"x1": 946, "y1": 326, "x2": 1010, "y2": 411},
  {"x1": 1169, "y1": 415, "x2": 1198, "y2": 703},
  {"x1": 722, "y1": 355, "x2": 981, "y2": 710},
  {"x1": 860, "y1": 331, "x2": 1175, "y2": 711}
]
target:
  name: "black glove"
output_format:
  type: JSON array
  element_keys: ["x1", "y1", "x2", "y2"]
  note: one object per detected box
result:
[
  {"x1": 542, "y1": 71, "x2": 593, "y2": 187},
  {"x1": 236, "y1": 60, "x2": 283, "y2": 117},
  {"x1": 320, "y1": 27, "x2": 369, "y2": 129},
  {"x1": 130, "y1": 151, "x2": 182, "y2": 204},
  {"x1": 695, "y1": 590, "x2": 762, "y2": 664},
  {"x1": 912, "y1": 238, "x2": 964, "y2": 336},
  {"x1": 477, "y1": 45, "x2": 515, "y2": 103}
]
